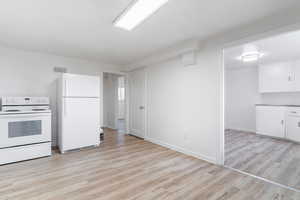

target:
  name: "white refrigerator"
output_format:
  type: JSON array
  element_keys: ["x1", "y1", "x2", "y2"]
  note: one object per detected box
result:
[{"x1": 58, "y1": 73, "x2": 101, "y2": 153}]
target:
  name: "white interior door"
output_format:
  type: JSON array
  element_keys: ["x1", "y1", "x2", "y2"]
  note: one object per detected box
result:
[
  {"x1": 64, "y1": 74, "x2": 100, "y2": 97},
  {"x1": 129, "y1": 69, "x2": 146, "y2": 138},
  {"x1": 62, "y1": 98, "x2": 100, "y2": 152}
]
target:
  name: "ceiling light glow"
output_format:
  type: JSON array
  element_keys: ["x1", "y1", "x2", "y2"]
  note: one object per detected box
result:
[
  {"x1": 114, "y1": 0, "x2": 169, "y2": 31},
  {"x1": 237, "y1": 44, "x2": 264, "y2": 62},
  {"x1": 239, "y1": 51, "x2": 264, "y2": 62}
]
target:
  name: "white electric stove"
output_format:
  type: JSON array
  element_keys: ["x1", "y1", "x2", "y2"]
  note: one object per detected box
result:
[{"x1": 0, "y1": 97, "x2": 52, "y2": 165}]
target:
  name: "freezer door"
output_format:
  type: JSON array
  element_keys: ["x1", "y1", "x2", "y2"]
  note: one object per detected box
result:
[
  {"x1": 63, "y1": 74, "x2": 100, "y2": 97},
  {"x1": 61, "y1": 98, "x2": 100, "y2": 152}
]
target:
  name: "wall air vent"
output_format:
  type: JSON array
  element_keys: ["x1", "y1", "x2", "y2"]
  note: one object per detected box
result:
[{"x1": 54, "y1": 67, "x2": 67, "y2": 73}]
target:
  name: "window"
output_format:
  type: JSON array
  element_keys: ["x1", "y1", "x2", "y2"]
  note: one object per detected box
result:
[{"x1": 118, "y1": 87, "x2": 125, "y2": 101}]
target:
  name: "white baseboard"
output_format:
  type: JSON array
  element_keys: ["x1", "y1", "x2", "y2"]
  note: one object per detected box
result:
[
  {"x1": 118, "y1": 130, "x2": 127, "y2": 134},
  {"x1": 104, "y1": 125, "x2": 117, "y2": 130},
  {"x1": 145, "y1": 137, "x2": 217, "y2": 164},
  {"x1": 226, "y1": 127, "x2": 256, "y2": 133}
]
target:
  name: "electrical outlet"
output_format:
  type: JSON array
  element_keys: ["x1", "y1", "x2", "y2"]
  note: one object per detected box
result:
[{"x1": 183, "y1": 131, "x2": 189, "y2": 141}]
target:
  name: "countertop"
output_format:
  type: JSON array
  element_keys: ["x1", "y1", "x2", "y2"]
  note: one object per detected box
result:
[{"x1": 255, "y1": 104, "x2": 300, "y2": 107}]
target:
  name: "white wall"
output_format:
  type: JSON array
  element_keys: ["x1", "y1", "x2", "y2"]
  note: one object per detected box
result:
[
  {"x1": 144, "y1": 44, "x2": 300, "y2": 165},
  {"x1": 0, "y1": 46, "x2": 121, "y2": 146},
  {"x1": 128, "y1": 7, "x2": 300, "y2": 165},
  {"x1": 261, "y1": 93, "x2": 300, "y2": 104},
  {"x1": 145, "y1": 48, "x2": 222, "y2": 163},
  {"x1": 225, "y1": 66, "x2": 261, "y2": 132}
]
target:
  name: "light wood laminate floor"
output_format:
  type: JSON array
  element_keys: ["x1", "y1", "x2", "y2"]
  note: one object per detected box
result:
[
  {"x1": 0, "y1": 129, "x2": 300, "y2": 200},
  {"x1": 225, "y1": 129, "x2": 300, "y2": 191}
]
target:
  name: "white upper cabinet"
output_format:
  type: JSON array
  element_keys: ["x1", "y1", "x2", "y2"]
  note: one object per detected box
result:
[
  {"x1": 259, "y1": 62, "x2": 293, "y2": 93},
  {"x1": 292, "y1": 61, "x2": 300, "y2": 92}
]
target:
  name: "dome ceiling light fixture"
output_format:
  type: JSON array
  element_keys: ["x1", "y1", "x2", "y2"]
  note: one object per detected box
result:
[{"x1": 237, "y1": 44, "x2": 264, "y2": 62}]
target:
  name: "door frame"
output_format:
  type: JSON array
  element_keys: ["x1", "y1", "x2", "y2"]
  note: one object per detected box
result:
[
  {"x1": 101, "y1": 71, "x2": 129, "y2": 133},
  {"x1": 218, "y1": 23, "x2": 300, "y2": 165}
]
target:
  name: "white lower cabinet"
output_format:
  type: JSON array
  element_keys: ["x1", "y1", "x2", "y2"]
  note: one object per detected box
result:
[
  {"x1": 256, "y1": 106, "x2": 300, "y2": 142},
  {"x1": 286, "y1": 108, "x2": 300, "y2": 142},
  {"x1": 256, "y1": 106, "x2": 286, "y2": 138}
]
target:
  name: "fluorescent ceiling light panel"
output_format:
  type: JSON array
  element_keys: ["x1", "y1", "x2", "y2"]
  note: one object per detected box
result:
[{"x1": 114, "y1": 0, "x2": 169, "y2": 31}]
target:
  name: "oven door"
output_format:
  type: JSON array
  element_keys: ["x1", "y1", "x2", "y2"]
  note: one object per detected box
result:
[{"x1": 0, "y1": 113, "x2": 51, "y2": 148}]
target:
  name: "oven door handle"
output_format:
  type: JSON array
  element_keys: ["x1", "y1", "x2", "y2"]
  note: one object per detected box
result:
[{"x1": 0, "y1": 114, "x2": 51, "y2": 119}]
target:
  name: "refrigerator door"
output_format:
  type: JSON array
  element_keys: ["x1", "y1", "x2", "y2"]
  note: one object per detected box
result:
[
  {"x1": 61, "y1": 98, "x2": 100, "y2": 152},
  {"x1": 63, "y1": 74, "x2": 100, "y2": 98}
]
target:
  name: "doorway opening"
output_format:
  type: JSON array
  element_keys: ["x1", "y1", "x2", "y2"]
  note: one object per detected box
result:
[
  {"x1": 103, "y1": 72, "x2": 127, "y2": 134},
  {"x1": 224, "y1": 29, "x2": 300, "y2": 191}
]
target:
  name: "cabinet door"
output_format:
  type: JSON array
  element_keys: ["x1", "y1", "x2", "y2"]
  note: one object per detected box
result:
[
  {"x1": 286, "y1": 115, "x2": 300, "y2": 142},
  {"x1": 292, "y1": 61, "x2": 300, "y2": 92},
  {"x1": 259, "y1": 63, "x2": 292, "y2": 93},
  {"x1": 256, "y1": 106, "x2": 285, "y2": 138}
]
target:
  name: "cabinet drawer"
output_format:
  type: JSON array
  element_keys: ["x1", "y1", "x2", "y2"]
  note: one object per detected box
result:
[{"x1": 286, "y1": 107, "x2": 300, "y2": 116}]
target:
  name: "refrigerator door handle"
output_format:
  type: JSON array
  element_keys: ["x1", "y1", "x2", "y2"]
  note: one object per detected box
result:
[
  {"x1": 64, "y1": 99, "x2": 67, "y2": 116},
  {"x1": 64, "y1": 79, "x2": 67, "y2": 97}
]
